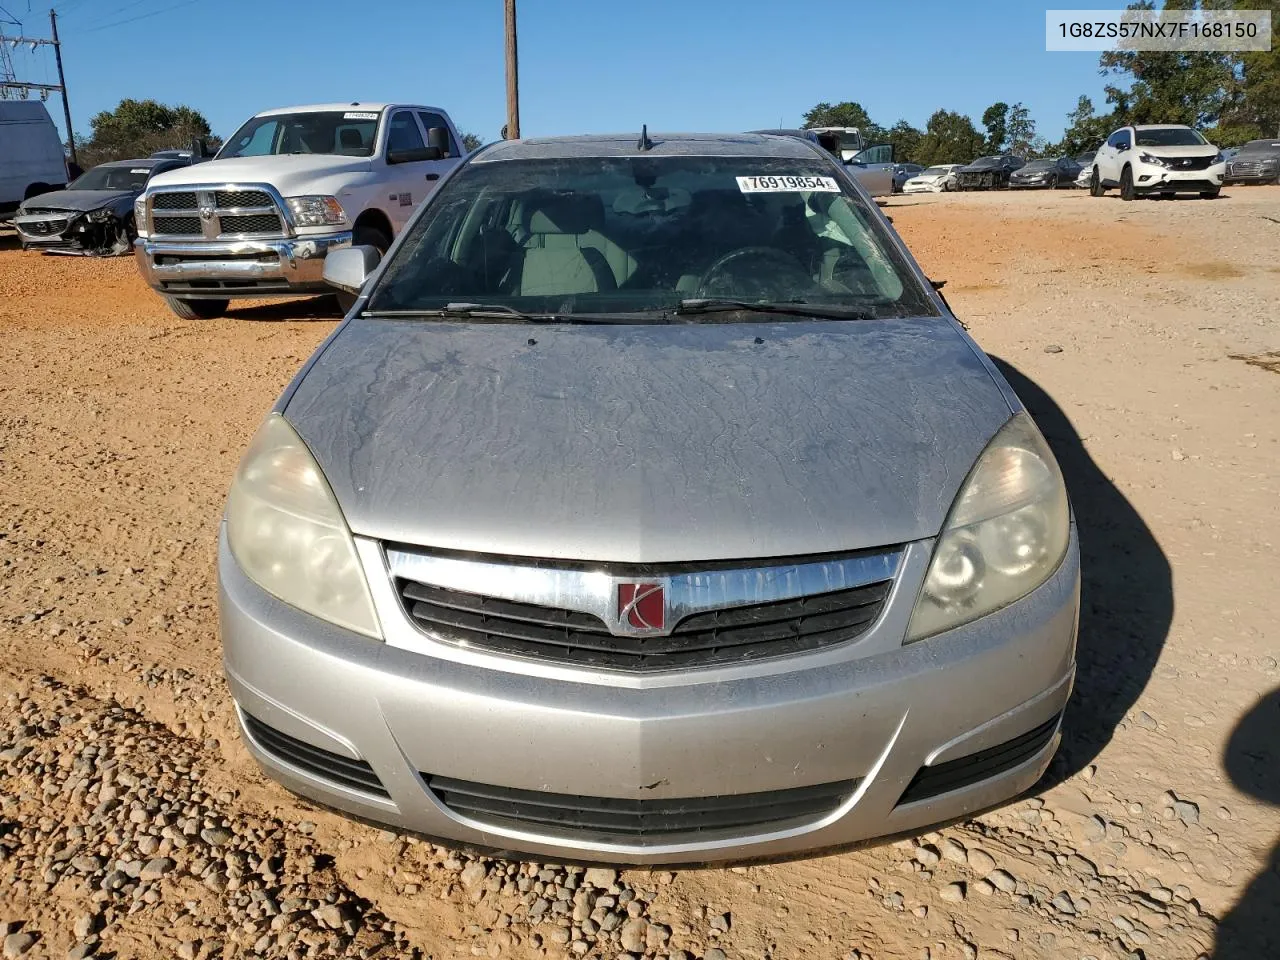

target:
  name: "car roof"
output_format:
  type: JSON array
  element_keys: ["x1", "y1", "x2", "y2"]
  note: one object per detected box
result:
[
  {"x1": 1131, "y1": 123, "x2": 1194, "y2": 130},
  {"x1": 97, "y1": 158, "x2": 165, "y2": 168},
  {"x1": 255, "y1": 102, "x2": 395, "y2": 116},
  {"x1": 474, "y1": 132, "x2": 823, "y2": 163}
]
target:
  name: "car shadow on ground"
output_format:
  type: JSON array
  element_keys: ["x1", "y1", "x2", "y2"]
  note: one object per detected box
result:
[
  {"x1": 989, "y1": 358, "x2": 1172, "y2": 787},
  {"x1": 1212, "y1": 688, "x2": 1280, "y2": 958},
  {"x1": 0, "y1": 229, "x2": 21, "y2": 252},
  {"x1": 224, "y1": 296, "x2": 343, "y2": 322}
]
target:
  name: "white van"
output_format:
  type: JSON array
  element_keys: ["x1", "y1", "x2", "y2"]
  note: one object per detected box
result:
[{"x1": 1, "y1": 101, "x2": 68, "y2": 220}]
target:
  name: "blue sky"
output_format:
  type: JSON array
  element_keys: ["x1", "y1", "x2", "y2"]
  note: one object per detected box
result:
[{"x1": 2, "y1": 0, "x2": 1114, "y2": 146}]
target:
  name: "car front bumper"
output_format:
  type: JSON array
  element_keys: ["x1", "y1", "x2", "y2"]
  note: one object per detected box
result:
[
  {"x1": 1132, "y1": 162, "x2": 1226, "y2": 192},
  {"x1": 219, "y1": 529, "x2": 1079, "y2": 865},
  {"x1": 133, "y1": 232, "x2": 352, "y2": 299}
]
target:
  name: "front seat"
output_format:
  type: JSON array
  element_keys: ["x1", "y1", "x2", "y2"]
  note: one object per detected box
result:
[
  {"x1": 339, "y1": 128, "x2": 366, "y2": 154},
  {"x1": 517, "y1": 193, "x2": 618, "y2": 297}
]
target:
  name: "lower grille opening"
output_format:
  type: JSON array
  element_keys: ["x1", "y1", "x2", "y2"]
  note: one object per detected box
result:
[
  {"x1": 426, "y1": 775, "x2": 858, "y2": 844},
  {"x1": 896, "y1": 712, "x2": 1061, "y2": 807},
  {"x1": 240, "y1": 712, "x2": 388, "y2": 798}
]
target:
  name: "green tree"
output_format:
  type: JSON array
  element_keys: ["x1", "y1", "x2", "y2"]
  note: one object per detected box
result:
[
  {"x1": 913, "y1": 110, "x2": 986, "y2": 166},
  {"x1": 76, "y1": 98, "x2": 214, "y2": 167},
  {"x1": 1223, "y1": 0, "x2": 1280, "y2": 136},
  {"x1": 802, "y1": 101, "x2": 874, "y2": 131},
  {"x1": 981, "y1": 102, "x2": 1009, "y2": 153},
  {"x1": 461, "y1": 132, "x2": 483, "y2": 152},
  {"x1": 1006, "y1": 102, "x2": 1037, "y2": 157},
  {"x1": 1100, "y1": 1, "x2": 1235, "y2": 128},
  {"x1": 1058, "y1": 95, "x2": 1115, "y2": 156},
  {"x1": 883, "y1": 119, "x2": 923, "y2": 163}
]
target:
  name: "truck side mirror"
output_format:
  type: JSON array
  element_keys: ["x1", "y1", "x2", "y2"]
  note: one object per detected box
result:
[
  {"x1": 427, "y1": 127, "x2": 451, "y2": 158},
  {"x1": 323, "y1": 246, "x2": 382, "y2": 295},
  {"x1": 388, "y1": 146, "x2": 441, "y2": 164}
]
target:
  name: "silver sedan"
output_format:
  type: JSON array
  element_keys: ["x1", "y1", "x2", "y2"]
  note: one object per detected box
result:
[{"x1": 219, "y1": 131, "x2": 1078, "y2": 864}]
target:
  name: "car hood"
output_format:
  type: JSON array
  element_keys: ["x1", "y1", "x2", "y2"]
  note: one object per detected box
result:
[
  {"x1": 1135, "y1": 144, "x2": 1219, "y2": 159},
  {"x1": 20, "y1": 189, "x2": 135, "y2": 213},
  {"x1": 283, "y1": 316, "x2": 1013, "y2": 564},
  {"x1": 146, "y1": 154, "x2": 373, "y2": 194},
  {"x1": 1011, "y1": 168, "x2": 1051, "y2": 176}
]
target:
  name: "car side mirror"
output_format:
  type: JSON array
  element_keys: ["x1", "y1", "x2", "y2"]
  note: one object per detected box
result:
[
  {"x1": 323, "y1": 245, "x2": 382, "y2": 295},
  {"x1": 388, "y1": 145, "x2": 442, "y2": 164},
  {"x1": 427, "y1": 127, "x2": 451, "y2": 158}
]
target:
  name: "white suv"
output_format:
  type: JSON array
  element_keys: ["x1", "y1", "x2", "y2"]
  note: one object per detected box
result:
[{"x1": 1088, "y1": 124, "x2": 1225, "y2": 200}]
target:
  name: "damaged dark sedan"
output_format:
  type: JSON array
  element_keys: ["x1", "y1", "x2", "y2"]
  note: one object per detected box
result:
[{"x1": 13, "y1": 155, "x2": 197, "y2": 255}]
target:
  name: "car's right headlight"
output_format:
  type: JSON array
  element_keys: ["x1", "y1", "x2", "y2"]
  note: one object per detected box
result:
[
  {"x1": 906, "y1": 413, "x2": 1070, "y2": 642},
  {"x1": 134, "y1": 195, "x2": 149, "y2": 236},
  {"x1": 225, "y1": 414, "x2": 381, "y2": 639}
]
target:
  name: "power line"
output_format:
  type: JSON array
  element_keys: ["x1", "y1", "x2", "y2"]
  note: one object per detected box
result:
[{"x1": 70, "y1": 0, "x2": 199, "y2": 35}]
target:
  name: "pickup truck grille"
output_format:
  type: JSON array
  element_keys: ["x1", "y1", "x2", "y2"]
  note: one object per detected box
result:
[
  {"x1": 151, "y1": 191, "x2": 197, "y2": 210},
  {"x1": 153, "y1": 216, "x2": 202, "y2": 236},
  {"x1": 146, "y1": 185, "x2": 288, "y2": 239},
  {"x1": 215, "y1": 189, "x2": 273, "y2": 208}
]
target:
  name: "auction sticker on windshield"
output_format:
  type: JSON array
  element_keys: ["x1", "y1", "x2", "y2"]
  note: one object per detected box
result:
[
  {"x1": 737, "y1": 175, "x2": 840, "y2": 193},
  {"x1": 344, "y1": 111, "x2": 379, "y2": 120}
]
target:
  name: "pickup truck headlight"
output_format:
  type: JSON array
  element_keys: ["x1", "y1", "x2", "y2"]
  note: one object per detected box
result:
[
  {"x1": 906, "y1": 413, "x2": 1070, "y2": 642},
  {"x1": 286, "y1": 195, "x2": 347, "y2": 227},
  {"x1": 134, "y1": 196, "x2": 149, "y2": 235},
  {"x1": 1138, "y1": 152, "x2": 1169, "y2": 167},
  {"x1": 225, "y1": 414, "x2": 381, "y2": 639}
]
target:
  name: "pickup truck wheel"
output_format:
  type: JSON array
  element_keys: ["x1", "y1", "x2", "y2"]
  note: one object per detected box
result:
[
  {"x1": 335, "y1": 224, "x2": 393, "y2": 313},
  {"x1": 1089, "y1": 168, "x2": 1105, "y2": 196},
  {"x1": 163, "y1": 296, "x2": 228, "y2": 320},
  {"x1": 1120, "y1": 165, "x2": 1136, "y2": 201}
]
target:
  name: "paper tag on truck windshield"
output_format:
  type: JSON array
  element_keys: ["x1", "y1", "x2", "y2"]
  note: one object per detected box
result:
[
  {"x1": 130, "y1": 168, "x2": 149, "y2": 174},
  {"x1": 736, "y1": 175, "x2": 839, "y2": 193},
  {"x1": 344, "y1": 111, "x2": 379, "y2": 120}
]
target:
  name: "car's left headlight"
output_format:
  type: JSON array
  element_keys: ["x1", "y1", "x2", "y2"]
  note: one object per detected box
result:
[
  {"x1": 906, "y1": 413, "x2": 1070, "y2": 642},
  {"x1": 286, "y1": 195, "x2": 347, "y2": 227},
  {"x1": 1139, "y1": 152, "x2": 1169, "y2": 167},
  {"x1": 225, "y1": 414, "x2": 381, "y2": 639},
  {"x1": 134, "y1": 196, "x2": 149, "y2": 235},
  {"x1": 1209, "y1": 152, "x2": 1224, "y2": 165}
]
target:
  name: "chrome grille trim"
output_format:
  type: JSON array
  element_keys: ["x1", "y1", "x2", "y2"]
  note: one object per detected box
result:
[
  {"x1": 386, "y1": 547, "x2": 901, "y2": 643},
  {"x1": 144, "y1": 182, "x2": 293, "y2": 240}
]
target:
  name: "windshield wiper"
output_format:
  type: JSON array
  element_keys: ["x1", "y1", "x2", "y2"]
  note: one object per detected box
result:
[
  {"x1": 361, "y1": 304, "x2": 664, "y2": 324},
  {"x1": 675, "y1": 298, "x2": 876, "y2": 321}
]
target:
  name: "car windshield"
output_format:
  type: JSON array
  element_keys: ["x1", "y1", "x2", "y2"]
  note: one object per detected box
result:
[
  {"x1": 217, "y1": 110, "x2": 381, "y2": 158},
  {"x1": 920, "y1": 166, "x2": 953, "y2": 176},
  {"x1": 1134, "y1": 128, "x2": 1207, "y2": 147},
  {"x1": 368, "y1": 154, "x2": 936, "y2": 321},
  {"x1": 69, "y1": 165, "x2": 152, "y2": 191},
  {"x1": 969, "y1": 156, "x2": 999, "y2": 165},
  {"x1": 1076, "y1": 152, "x2": 1095, "y2": 163},
  {"x1": 1239, "y1": 140, "x2": 1280, "y2": 154},
  {"x1": 1021, "y1": 160, "x2": 1054, "y2": 171}
]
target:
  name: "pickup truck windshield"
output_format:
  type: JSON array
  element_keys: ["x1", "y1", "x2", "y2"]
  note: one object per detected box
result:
[
  {"x1": 369, "y1": 155, "x2": 937, "y2": 320},
  {"x1": 218, "y1": 110, "x2": 381, "y2": 159}
]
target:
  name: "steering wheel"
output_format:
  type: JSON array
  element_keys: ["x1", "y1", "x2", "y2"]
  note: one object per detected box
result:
[{"x1": 693, "y1": 246, "x2": 812, "y2": 298}]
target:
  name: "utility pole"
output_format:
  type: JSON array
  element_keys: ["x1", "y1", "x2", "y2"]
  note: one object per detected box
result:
[
  {"x1": 504, "y1": 0, "x2": 519, "y2": 140},
  {"x1": 49, "y1": 9, "x2": 75, "y2": 166},
  {"x1": 0, "y1": 11, "x2": 76, "y2": 165}
]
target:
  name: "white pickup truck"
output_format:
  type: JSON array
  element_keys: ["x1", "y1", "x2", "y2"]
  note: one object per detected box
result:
[{"x1": 134, "y1": 102, "x2": 464, "y2": 319}]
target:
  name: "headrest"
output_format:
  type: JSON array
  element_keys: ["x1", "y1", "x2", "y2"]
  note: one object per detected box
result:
[
  {"x1": 340, "y1": 128, "x2": 365, "y2": 148},
  {"x1": 524, "y1": 193, "x2": 605, "y2": 235}
]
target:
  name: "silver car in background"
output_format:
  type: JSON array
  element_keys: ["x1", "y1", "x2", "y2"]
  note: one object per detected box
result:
[{"x1": 219, "y1": 132, "x2": 1079, "y2": 864}]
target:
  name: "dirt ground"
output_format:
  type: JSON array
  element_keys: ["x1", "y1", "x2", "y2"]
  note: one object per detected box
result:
[{"x1": 1, "y1": 186, "x2": 1277, "y2": 960}]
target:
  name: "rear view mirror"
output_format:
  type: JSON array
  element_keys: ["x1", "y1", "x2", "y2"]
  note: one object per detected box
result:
[
  {"x1": 323, "y1": 245, "x2": 382, "y2": 295},
  {"x1": 427, "y1": 126, "x2": 451, "y2": 157}
]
